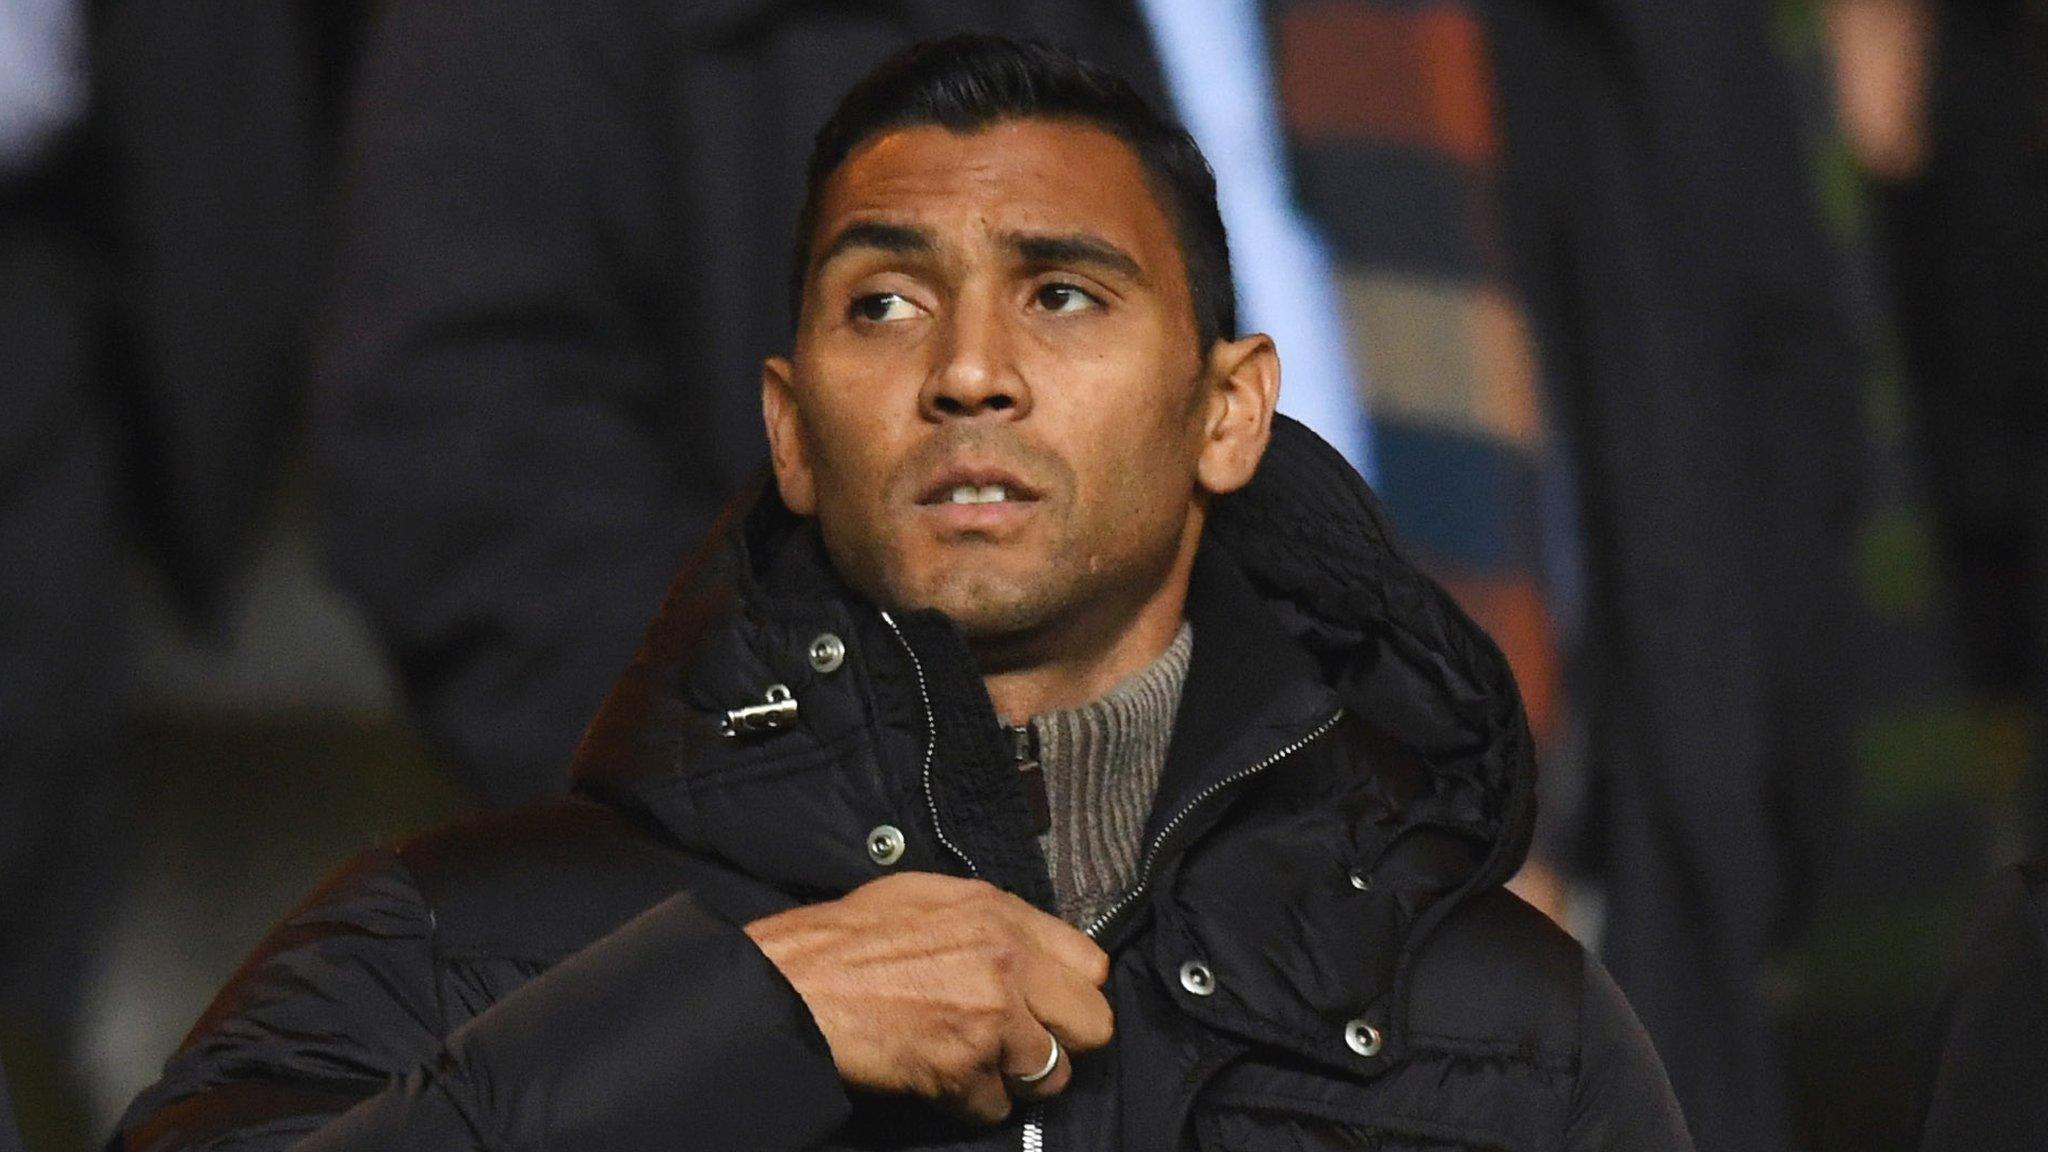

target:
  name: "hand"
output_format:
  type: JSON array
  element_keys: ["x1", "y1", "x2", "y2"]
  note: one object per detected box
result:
[{"x1": 744, "y1": 872, "x2": 1114, "y2": 1122}]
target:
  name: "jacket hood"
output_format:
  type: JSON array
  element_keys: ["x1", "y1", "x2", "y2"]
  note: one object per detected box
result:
[
  {"x1": 1206, "y1": 416, "x2": 1537, "y2": 890},
  {"x1": 569, "y1": 414, "x2": 1537, "y2": 899}
]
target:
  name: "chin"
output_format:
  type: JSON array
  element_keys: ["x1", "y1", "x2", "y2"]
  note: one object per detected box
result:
[{"x1": 906, "y1": 567, "x2": 1059, "y2": 640}]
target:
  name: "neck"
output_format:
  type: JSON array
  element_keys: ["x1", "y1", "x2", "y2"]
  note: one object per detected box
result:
[{"x1": 978, "y1": 523, "x2": 1201, "y2": 722}]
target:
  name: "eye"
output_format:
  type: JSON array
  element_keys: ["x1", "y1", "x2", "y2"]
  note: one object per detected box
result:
[
  {"x1": 850, "y1": 292, "x2": 922, "y2": 323},
  {"x1": 1033, "y1": 283, "x2": 1100, "y2": 314}
]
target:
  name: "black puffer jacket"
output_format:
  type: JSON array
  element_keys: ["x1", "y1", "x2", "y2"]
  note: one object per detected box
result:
[{"x1": 116, "y1": 421, "x2": 1690, "y2": 1152}]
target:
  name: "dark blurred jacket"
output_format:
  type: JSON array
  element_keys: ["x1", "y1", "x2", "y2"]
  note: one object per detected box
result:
[
  {"x1": 89, "y1": 0, "x2": 373, "y2": 615},
  {"x1": 1879, "y1": 0, "x2": 2048, "y2": 834},
  {"x1": 1916, "y1": 860, "x2": 2048, "y2": 1152},
  {"x1": 1485, "y1": 3, "x2": 1864, "y2": 1150},
  {"x1": 2, "y1": 0, "x2": 369, "y2": 1058}
]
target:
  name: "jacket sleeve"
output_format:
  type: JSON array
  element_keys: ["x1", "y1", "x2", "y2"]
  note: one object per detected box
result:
[
  {"x1": 116, "y1": 850, "x2": 850, "y2": 1152},
  {"x1": 1563, "y1": 956, "x2": 1695, "y2": 1152},
  {"x1": 310, "y1": 0, "x2": 709, "y2": 805}
]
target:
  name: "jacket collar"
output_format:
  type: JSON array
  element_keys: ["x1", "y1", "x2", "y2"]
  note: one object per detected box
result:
[{"x1": 568, "y1": 416, "x2": 1536, "y2": 961}]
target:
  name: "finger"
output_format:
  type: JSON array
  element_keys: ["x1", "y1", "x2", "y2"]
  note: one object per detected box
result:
[
  {"x1": 1004, "y1": 900, "x2": 1111, "y2": 986},
  {"x1": 956, "y1": 1068, "x2": 1015, "y2": 1125},
  {"x1": 998, "y1": 1008, "x2": 1071, "y2": 1102},
  {"x1": 1017, "y1": 952, "x2": 1116, "y2": 1054}
]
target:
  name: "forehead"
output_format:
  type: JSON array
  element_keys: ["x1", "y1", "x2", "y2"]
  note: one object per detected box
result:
[{"x1": 815, "y1": 119, "x2": 1181, "y2": 265}]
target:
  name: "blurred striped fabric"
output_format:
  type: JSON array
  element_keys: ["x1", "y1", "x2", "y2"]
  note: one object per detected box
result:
[{"x1": 1270, "y1": 0, "x2": 1566, "y2": 750}]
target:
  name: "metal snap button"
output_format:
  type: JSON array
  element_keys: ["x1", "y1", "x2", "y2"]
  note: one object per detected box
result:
[
  {"x1": 1348, "y1": 869, "x2": 1372, "y2": 891},
  {"x1": 1344, "y1": 1018, "x2": 1383, "y2": 1057},
  {"x1": 1178, "y1": 960, "x2": 1216, "y2": 997},
  {"x1": 866, "y1": 824, "x2": 905, "y2": 866},
  {"x1": 808, "y1": 632, "x2": 846, "y2": 674}
]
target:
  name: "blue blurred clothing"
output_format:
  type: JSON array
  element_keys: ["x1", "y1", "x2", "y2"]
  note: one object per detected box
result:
[
  {"x1": 0, "y1": 0, "x2": 85, "y2": 175},
  {"x1": 1135, "y1": 0, "x2": 1375, "y2": 481}
]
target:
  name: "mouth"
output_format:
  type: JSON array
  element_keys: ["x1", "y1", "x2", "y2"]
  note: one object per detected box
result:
[
  {"x1": 911, "y1": 465, "x2": 1046, "y2": 535},
  {"x1": 914, "y1": 469, "x2": 1044, "y2": 508}
]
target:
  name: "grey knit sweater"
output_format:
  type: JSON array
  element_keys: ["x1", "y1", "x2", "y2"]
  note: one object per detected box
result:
[{"x1": 1028, "y1": 623, "x2": 1194, "y2": 928}]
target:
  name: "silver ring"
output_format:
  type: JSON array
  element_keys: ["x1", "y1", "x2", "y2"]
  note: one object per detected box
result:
[{"x1": 1014, "y1": 1033, "x2": 1061, "y2": 1084}]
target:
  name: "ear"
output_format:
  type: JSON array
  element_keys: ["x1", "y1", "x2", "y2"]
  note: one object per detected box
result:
[
  {"x1": 761, "y1": 356, "x2": 818, "y2": 515},
  {"x1": 1193, "y1": 333, "x2": 1279, "y2": 496}
]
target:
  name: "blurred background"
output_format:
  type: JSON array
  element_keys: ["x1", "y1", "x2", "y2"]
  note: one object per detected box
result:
[{"x1": 1, "y1": 0, "x2": 2042, "y2": 1149}]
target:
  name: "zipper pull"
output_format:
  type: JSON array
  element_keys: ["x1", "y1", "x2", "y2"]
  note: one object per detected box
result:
[
  {"x1": 720, "y1": 684, "x2": 798, "y2": 738},
  {"x1": 1009, "y1": 723, "x2": 1051, "y2": 835}
]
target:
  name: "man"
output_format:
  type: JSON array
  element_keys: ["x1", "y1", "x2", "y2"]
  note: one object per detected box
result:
[
  {"x1": 323, "y1": 4, "x2": 1861, "y2": 1142},
  {"x1": 120, "y1": 38, "x2": 1689, "y2": 1151}
]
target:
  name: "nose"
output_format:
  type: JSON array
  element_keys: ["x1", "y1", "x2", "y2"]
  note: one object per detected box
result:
[{"x1": 919, "y1": 291, "x2": 1031, "y2": 421}]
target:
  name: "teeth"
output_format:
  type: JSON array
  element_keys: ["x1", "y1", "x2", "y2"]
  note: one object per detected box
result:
[{"x1": 946, "y1": 485, "x2": 1009, "y2": 505}]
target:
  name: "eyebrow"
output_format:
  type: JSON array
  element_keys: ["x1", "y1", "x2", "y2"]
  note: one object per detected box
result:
[
  {"x1": 812, "y1": 220, "x2": 1148, "y2": 286},
  {"x1": 814, "y1": 221, "x2": 935, "y2": 270},
  {"x1": 1007, "y1": 231, "x2": 1147, "y2": 285}
]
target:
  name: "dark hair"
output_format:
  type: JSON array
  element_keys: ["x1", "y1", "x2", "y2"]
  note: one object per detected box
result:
[{"x1": 791, "y1": 35, "x2": 1236, "y2": 350}]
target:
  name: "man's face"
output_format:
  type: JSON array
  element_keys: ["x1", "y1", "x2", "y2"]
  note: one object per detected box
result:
[{"x1": 763, "y1": 119, "x2": 1269, "y2": 661}]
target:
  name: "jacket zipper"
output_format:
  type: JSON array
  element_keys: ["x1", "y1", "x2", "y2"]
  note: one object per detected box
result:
[
  {"x1": 1026, "y1": 708, "x2": 1347, "y2": 1152},
  {"x1": 1082, "y1": 708, "x2": 1345, "y2": 939},
  {"x1": 881, "y1": 609, "x2": 1346, "y2": 1152},
  {"x1": 879, "y1": 609, "x2": 983, "y2": 876}
]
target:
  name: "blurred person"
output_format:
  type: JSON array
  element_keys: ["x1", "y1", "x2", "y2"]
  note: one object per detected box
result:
[
  {"x1": 116, "y1": 38, "x2": 1690, "y2": 1152},
  {"x1": 1485, "y1": 5, "x2": 1868, "y2": 1151},
  {"x1": 1833, "y1": 0, "x2": 2048, "y2": 843},
  {"x1": 1914, "y1": 858, "x2": 2048, "y2": 1151},
  {"x1": 0, "y1": 2, "x2": 131, "y2": 1140},
  {"x1": 317, "y1": 2, "x2": 1859, "y2": 1150},
  {"x1": 3, "y1": 2, "x2": 370, "y2": 1145}
]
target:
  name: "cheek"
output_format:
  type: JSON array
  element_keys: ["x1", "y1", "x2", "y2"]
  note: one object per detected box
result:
[
  {"x1": 798, "y1": 390, "x2": 911, "y2": 545},
  {"x1": 1071, "y1": 397, "x2": 1201, "y2": 535}
]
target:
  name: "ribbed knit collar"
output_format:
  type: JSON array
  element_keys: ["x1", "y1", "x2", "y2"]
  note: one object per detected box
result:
[{"x1": 1030, "y1": 622, "x2": 1194, "y2": 926}]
